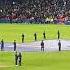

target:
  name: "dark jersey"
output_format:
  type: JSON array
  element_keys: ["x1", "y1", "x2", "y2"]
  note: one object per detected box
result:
[{"x1": 41, "y1": 41, "x2": 44, "y2": 48}]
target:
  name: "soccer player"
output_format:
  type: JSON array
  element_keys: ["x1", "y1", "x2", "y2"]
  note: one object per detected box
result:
[
  {"x1": 41, "y1": 40, "x2": 44, "y2": 51},
  {"x1": 34, "y1": 33, "x2": 37, "y2": 41},
  {"x1": 18, "y1": 52, "x2": 22, "y2": 66},
  {"x1": 1, "y1": 39, "x2": 4, "y2": 51},
  {"x1": 57, "y1": 30, "x2": 60, "y2": 39},
  {"x1": 43, "y1": 31, "x2": 46, "y2": 39},
  {"x1": 22, "y1": 33, "x2": 24, "y2": 43},
  {"x1": 14, "y1": 40, "x2": 16, "y2": 51},
  {"x1": 15, "y1": 51, "x2": 18, "y2": 65},
  {"x1": 58, "y1": 40, "x2": 61, "y2": 51}
]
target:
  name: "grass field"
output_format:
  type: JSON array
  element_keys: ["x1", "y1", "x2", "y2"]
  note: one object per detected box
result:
[
  {"x1": 0, "y1": 24, "x2": 70, "y2": 70},
  {"x1": 0, "y1": 51, "x2": 70, "y2": 70},
  {"x1": 0, "y1": 24, "x2": 70, "y2": 43}
]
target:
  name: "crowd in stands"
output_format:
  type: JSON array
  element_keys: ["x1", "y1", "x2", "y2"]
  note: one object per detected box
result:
[{"x1": 0, "y1": 0, "x2": 70, "y2": 23}]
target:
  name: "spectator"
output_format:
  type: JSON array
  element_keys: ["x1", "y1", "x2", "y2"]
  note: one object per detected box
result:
[{"x1": 0, "y1": 0, "x2": 69, "y2": 24}]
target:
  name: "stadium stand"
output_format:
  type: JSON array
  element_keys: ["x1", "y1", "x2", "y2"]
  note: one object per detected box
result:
[{"x1": 0, "y1": 0, "x2": 70, "y2": 24}]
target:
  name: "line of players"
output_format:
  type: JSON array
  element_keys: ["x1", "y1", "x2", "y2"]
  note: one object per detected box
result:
[
  {"x1": 0, "y1": 30, "x2": 60, "y2": 51},
  {"x1": 21, "y1": 31, "x2": 46, "y2": 43},
  {"x1": 22, "y1": 30, "x2": 60, "y2": 42}
]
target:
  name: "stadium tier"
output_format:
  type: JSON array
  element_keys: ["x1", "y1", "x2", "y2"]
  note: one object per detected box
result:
[{"x1": 0, "y1": 0, "x2": 70, "y2": 24}]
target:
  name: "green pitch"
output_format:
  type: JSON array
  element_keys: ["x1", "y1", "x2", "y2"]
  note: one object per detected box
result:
[
  {"x1": 0, "y1": 24, "x2": 70, "y2": 43},
  {"x1": 0, "y1": 51, "x2": 70, "y2": 70},
  {"x1": 0, "y1": 24, "x2": 70, "y2": 70}
]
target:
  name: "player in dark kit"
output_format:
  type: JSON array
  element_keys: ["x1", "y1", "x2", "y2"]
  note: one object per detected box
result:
[
  {"x1": 57, "y1": 30, "x2": 60, "y2": 39},
  {"x1": 15, "y1": 51, "x2": 18, "y2": 65},
  {"x1": 34, "y1": 33, "x2": 37, "y2": 41},
  {"x1": 14, "y1": 40, "x2": 16, "y2": 51},
  {"x1": 22, "y1": 33, "x2": 24, "y2": 43},
  {"x1": 18, "y1": 52, "x2": 22, "y2": 66},
  {"x1": 43, "y1": 31, "x2": 46, "y2": 39},
  {"x1": 1, "y1": 39, "x2": 4, "y2": 51},
  {"x1": 41, "y1": 40, "x2": 44, "y2": 51},
  {"x1": 58, "y1": 40, "x2": 61, "y2": 51}
]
